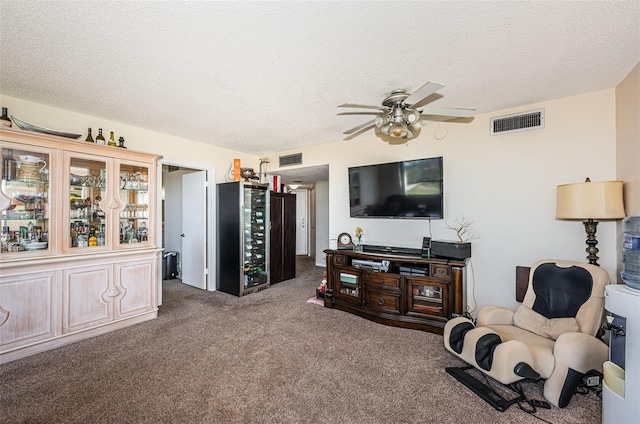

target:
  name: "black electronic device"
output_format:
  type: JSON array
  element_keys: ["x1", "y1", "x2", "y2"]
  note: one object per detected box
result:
[
  {"x1": 362, "y1": 244, "x2": 422, "y2": 256},
  {"x1": 432, "y1": 240, "x2": 471, "y2": 260},
  {"x1": 421, "y1": 237, "x2": 432, "y2": 258},
  {"x1": 348, "y1": 156, "x2": 443, "y2": 219}
]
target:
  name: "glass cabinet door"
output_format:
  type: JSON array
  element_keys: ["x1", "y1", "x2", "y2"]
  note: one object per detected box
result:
[
  {"x1": 68, "y1": 157, "x2": 108, "y2": 249},
  {"x1": 406, "y1": 279, "x2": 448, "y2": 318},
  {"x1": 242, "y1": 184, "x2": 268, "y2": 289},
  {"x1": 1, "y1": 146, "x2": 51, "y2": 255},
  {"x1": 118, "y1": 162, "x2": 150, "y2": 246}
]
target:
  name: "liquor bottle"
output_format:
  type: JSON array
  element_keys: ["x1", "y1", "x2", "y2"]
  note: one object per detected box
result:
[
  {"x1": 0, "y1": 107, "x2": 12, "y2": 127},
  {"x1": 96, "y1": 227, "x2": 105, "y2": 246},
  {"x1": 88, "y1": 227, "x2": 97, "y2": 247},
  {"x1": 108, "y1": 131, "x2": 116, "y2": 147},
  {"x1": 96, "y1": 128, "x2": 106, "y2": 145},
  {"x1": 85, "y1": 128, "x2": 94, "y2": 143}
]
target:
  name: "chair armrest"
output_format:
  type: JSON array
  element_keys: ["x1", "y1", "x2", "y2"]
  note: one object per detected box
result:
[
  {"x1": 477, "y1": 306, "x2": 515, "y2": 326},
  {"x1": 554, "y1": 332, "x2": 608, "y2": 373}
]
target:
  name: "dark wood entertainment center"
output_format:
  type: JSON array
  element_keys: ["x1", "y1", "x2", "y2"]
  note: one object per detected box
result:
[{"x1": 323, "y1": 247, "x2": 467, "y2": 334}]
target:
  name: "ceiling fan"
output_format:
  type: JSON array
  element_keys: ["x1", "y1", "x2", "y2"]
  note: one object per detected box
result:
[{"x1": 338, "y1": 81, "x2": 475, "y2": 140}]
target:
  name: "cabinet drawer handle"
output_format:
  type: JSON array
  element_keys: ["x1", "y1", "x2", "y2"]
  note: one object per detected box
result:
[
  {"x1": 378, "y1": 298, "x2": 385, "y2": 306},
  {"x1": 106, "y1": 287, "x2": 120, "y2": 298}
]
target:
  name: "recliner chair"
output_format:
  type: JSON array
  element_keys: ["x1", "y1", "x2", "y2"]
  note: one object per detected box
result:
[{"x1": 444, "y1": 259, "x2": 610, "y2": 408}]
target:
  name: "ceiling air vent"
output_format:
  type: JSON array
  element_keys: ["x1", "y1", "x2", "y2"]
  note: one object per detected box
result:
[
  {"x1": 279, "y1": 153, "x2": 302, "y2": 167},
  {"x1": 490, "y1": 109, "x2": 544, "y2": 135}
]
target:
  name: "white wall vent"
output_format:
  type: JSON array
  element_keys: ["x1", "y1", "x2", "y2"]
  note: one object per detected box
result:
[
  {"x1": 490, "y1": 109, "x2": 544, "y2": 135},
  {"x1": 279, "y1": 153, "x2": 302, "y2": 167}
]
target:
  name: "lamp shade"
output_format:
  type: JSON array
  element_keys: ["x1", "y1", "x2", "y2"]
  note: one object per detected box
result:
[{"x1": 556, "y1": 180, "x2": 625, "y2": 220}]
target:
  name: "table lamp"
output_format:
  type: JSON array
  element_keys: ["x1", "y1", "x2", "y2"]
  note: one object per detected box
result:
[{"x1": 556, "y1": 178, "x2": 625, "y2": 266}]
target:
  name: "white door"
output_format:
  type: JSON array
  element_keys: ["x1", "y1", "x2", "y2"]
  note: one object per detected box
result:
[
  {"x1": 181, "y1": 171, "x2": 207, "y2": 289},
  {"x1": 293, "y1": 189, "x2": 308, "y2": 255}
]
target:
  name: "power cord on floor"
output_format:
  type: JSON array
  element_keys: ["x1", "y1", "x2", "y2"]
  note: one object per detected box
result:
[
  {"x1": 575, "y1": 371, "x2": 603, "y2": 399},
  {"x1": 465, "y1": 258, "x2": 477, "y2": 317}
]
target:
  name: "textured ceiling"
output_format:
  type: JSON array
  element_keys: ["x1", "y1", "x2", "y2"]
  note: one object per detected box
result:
[{"x1": 1, "y1": 1, "x2": 639, "y2": 157}]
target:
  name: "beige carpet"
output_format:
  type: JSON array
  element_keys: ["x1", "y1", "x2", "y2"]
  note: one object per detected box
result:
[{"x1": 0, "y1": 257, "x2": 601, "y2": 423}]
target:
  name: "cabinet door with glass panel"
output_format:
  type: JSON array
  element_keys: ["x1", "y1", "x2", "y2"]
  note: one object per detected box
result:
[
  {"x1": 117, "y1": 161, "x2": 153, "y2": 248},
  {"x1": 64, "y1": 153, "x2": 111, "y2": 252},
  {"x1": 1, "y1": 142, "x2": 56, "y2": 258}
]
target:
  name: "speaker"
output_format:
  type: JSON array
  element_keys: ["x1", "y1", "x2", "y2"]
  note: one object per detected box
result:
[{"x1": 431, "y1": 241, "x2": 471, "y2": 260}]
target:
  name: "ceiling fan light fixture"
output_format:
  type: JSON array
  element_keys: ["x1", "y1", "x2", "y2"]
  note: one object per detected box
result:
[
  {"x1": 338, "y1": 81, "x2": 475, "y2": 141},
  {"x1": 390, "y1": 122, "x2": 408, "y2": 138},
  {"x1": 374, "y1": 114, "x2": 390, "y2": 128},
  {"x1": 404, "y1": 109, "x2": 421, "y2": 124}
]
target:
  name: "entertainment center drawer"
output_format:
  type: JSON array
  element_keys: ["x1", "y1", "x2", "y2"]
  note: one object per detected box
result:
[
  {"x1": 365, "y1": 273, "x2": 401, "y2": 292},
  {"x1": 430, "y1": 264, "x2": 451, "y2": 280},
  {"x1": 333, "y1": 254, "x2": 347, "y2": 266},
  {"x1": 365, "y1": 290, "x2": 401, "y2": 315}
]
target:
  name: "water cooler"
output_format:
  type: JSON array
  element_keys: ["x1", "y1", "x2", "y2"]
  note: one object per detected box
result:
[{"x1": 602, "y1": 217, "x2": 640, "y2": 423}]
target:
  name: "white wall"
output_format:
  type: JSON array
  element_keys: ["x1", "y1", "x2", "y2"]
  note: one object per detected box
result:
[
  {"x1": 315, "y1": 180, "x2": 329, "y2": 267},
  {"x1": 271, "y1": 89, "x2": 620, "y2": 314},
  {"x1": 0, "y1": 95, "x2": 262, "y2": 182},
  {"x1": 615, "y1": 61, "x2": 640, "y2": 281}
]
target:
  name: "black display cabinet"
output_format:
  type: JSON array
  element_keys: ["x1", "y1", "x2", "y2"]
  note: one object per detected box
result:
[{"x1": 217, "y1": 181, "x2": 269, "y2": 296}]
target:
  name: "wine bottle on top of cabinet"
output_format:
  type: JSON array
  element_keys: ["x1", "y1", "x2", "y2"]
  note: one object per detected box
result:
[
  {"x1": 85, "y1": 128, "x2": 94, "y2": 143},
  {"x1": 96, "y1": 128, "x2": 106, "y2": 145},
  {"x1": 0, "y1": 107, "x2": 11, "y2": 127},
  {"x1": 108, "y1": 131, "x2": 116, "y2": 147}
]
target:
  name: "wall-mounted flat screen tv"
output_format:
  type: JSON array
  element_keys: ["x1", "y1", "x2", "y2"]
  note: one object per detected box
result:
[{"x1": 348, "y1": 156, "x2": 443, "y2": 219}]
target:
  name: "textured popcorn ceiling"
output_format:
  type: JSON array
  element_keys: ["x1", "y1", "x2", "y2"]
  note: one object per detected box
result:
[{"x1": 1, "y1": 1, "x2": 639, "y2": 156}]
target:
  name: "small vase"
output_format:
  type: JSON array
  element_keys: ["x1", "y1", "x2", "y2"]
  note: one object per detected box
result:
[{"x1": 353, "y1": 237, "x2": 363, "y2": 252}]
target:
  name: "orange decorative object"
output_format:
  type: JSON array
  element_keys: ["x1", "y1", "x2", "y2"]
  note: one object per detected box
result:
[{"x1": 233, "y1": 159, "x2": 241, "y2": 181}]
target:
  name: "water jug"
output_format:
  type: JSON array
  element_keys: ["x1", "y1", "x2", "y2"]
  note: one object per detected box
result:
[
  {"x1": 17, "y1": 155, "x2": 47, "y2": 183},
  {"x1": 621, "y1": 216, "x2": 640, "y2": 290}
]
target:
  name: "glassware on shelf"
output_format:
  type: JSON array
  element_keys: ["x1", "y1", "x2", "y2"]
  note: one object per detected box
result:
[
  {"x1": 68, "y1": 159, "x2": 107, "y2": 249},
  {"x1": 1, "y1": 147, "x2": 51, "y2": 255}
]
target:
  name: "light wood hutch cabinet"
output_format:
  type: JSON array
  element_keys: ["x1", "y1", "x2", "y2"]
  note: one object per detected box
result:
[{"x1": 0, "y1": 127, "x2": 162, "y2": 363}]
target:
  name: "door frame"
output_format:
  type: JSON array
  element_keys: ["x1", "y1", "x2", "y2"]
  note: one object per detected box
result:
[{"x1": 157, "y1": 160, "x2": 217, "y2": 305}]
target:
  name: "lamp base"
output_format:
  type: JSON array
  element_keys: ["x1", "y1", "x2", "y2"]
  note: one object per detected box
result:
[{"x1": 583, "y1": 219, "x2": 600, "y2": 266}]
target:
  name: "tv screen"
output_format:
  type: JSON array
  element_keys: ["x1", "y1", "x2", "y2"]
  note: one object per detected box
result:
[{"x1": 348, "y1": 157, "x2": 443, "y2": 219}]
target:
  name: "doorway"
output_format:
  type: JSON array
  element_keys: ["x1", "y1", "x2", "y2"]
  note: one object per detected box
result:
[{"x1": 159, "y1": 162, "x2": 216, "y2": 305}]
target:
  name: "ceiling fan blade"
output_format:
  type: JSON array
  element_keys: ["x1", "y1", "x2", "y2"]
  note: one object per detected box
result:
[
  {"x1": 419, "y1": 106, "x2": 476, "y2": 118},
  {"x1": 343, "y1": 119, "x2": 376, "y2": 135},
  {"x1": 344, "y1": 122, "x2": 376, "y2": 140},
  {"x1": 338, "y1": 111, "x2": 380, "y2": 116},
  {"x1": 404, "y1": 82, "x2": 445, "y2": 106},
  {"x1": 338, "y1": 103, "x2": 390, "y2": 111}
]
